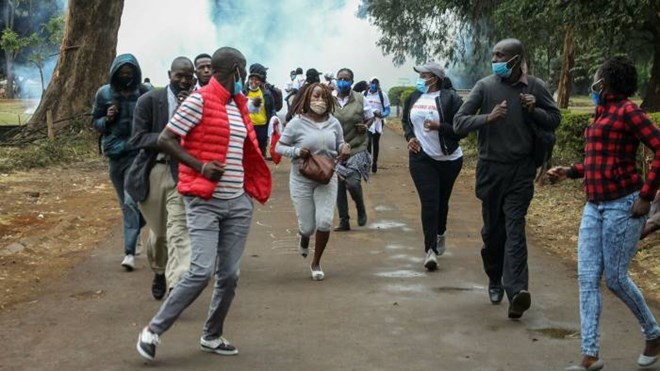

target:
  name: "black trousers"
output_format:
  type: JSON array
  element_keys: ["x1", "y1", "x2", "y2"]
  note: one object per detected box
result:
[
  {"x1": 253, "y1": 124, "x2": 268, "y2": 158},
  {"x1": 409, "y1": 151, "x2": 463, "y2": 253},
  {"x1": 336, "y1": 170, "x2": 365, "y2": 226},
  {"x1": 475, "y1": 158, "x2": 536, "y2": 300},
  {"x1": 368, "y1": 132, "x2": 381, "y2": 170}
]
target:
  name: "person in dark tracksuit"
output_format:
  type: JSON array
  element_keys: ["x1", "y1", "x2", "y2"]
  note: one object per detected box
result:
[
  {"x1": 454, "y1": 38, "x2": 560, "y2": 319},
  {"x1": 401, "y1": 62, "x2": 464, "y2": 272}
]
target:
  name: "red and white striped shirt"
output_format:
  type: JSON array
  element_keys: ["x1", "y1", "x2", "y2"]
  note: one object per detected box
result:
[{"x1": 166, "y1": 92, "x2": 247, "y2": 200}]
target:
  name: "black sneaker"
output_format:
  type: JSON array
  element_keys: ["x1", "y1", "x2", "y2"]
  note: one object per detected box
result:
[
  {"x1": 136, "y1": 327, "x2": 160, "y2": 361},
  {"x1": 200, "y1": 336, "x2": 239, "y2": 356},
  {"x1": 334, "y1": 223, "x2": 350, "y2": 232},
  {"x1": 357, "y1": 211, "x2": 367, "y2": 226},
  {"x1": 152, "y1": 274, "x2": 166, "y2": 300},
  {"x1": 508, "y1": 290, "x2": 531, "y2": 319}
]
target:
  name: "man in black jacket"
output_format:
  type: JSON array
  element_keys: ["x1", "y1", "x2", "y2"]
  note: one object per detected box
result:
[
  {"x1": 454, "y1": 39, "x2": 560, "y2": 319},
  {"x1": 127, "y1": 56, "x2": 194, "y2": 300}
]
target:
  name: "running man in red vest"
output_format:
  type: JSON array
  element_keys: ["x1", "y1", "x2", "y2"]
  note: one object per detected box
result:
[{"x1": 136, "y1": 47, "x2": 272, "y2": 361}]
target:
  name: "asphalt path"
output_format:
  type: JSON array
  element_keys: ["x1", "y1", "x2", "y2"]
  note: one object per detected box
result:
[{"x1": 1, "y1": 127, "x2": 658, "y2": 371}]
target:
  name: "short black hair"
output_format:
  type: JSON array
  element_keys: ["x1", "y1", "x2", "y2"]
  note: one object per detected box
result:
[
  {"x1": 599, "y1": 56, "x2": 637, "y2": 97},
  {"x1": 353, "y1": 80, "x2": 368, "y2": 93},
  {"x1": 337, "y1": 68, "x2": 354, "y2": 81},
  {"x1": 194, "y1": 53, "x2": 212, "y2": 66}
]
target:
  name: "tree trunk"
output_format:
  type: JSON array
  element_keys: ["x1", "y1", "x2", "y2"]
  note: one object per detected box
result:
[
  {"x1": 4, "y1": 53, "x2": 14, "y2": 99},
  {"x1": 641, "y1": 18, "x2": 660, "y2": 111},
  {"x1": 556, "y1": 25, "x2": 574, "y2": 109},
  {"x1": 27, "y1": 0, "x2": 124, "y2": 130}
]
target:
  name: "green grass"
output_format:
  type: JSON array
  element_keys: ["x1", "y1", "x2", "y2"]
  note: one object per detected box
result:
[{"x1": 0, "y1": 99, "x2": 37, "y2": 125}]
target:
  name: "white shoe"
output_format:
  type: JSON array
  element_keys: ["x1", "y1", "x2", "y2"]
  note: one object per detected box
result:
[
  {"x1": 424, "y1": 249, "x2": 438, "y2": 271},
  {"x1": 121, "y1": 254, "x2": 135, "y2": 271},
  {"x1": 310, "y1": 265, "x2": 324, "y2": 281},
  {"x1": 638, "y1": 353, "x2": 658, "y2": 367},
  {"x1": 436, "y1": 233, "x2": 446, "y2": 256}
]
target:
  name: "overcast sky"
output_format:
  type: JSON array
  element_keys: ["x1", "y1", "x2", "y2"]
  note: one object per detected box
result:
[{"x1": 116, "y1": 0, "x2": 419, "y2": 91}]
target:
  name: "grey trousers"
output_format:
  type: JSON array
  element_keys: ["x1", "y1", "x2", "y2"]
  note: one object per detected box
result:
[
  {"x1": 149, "y1": 193, "x2": 253, "y2": 340},
  {"x1": 290, "y1": 171, "x2": 338, "y2": 236}
]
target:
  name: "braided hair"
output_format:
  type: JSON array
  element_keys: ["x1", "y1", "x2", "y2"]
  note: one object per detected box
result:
[
  {"x1": 294, "y1": 83, "x2": 335, "y2": 116},
  {"x1": 599, "y1": 56, "x2": 637, "y2": 97}
]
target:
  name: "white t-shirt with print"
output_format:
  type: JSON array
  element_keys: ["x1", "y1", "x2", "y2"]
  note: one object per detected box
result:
[{"x1": 410, "y1": 91, "x2": 462, "y2": 161}]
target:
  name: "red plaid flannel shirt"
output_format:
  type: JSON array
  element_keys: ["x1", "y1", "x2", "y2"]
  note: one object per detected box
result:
[{"x1": 569, "y1": 95, "x2": 660, "y2": 202}]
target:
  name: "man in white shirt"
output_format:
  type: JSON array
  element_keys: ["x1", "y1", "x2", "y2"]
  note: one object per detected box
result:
[{"x1": 364, "y1": 77, "x2": 391, "y2": 173}]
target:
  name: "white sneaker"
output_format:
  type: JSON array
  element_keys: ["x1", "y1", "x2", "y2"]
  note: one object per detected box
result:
[
  {"x1": 310, "y1": 265, "x2": 325, "y2": 281},
  {"x1": 200, "y1": 336, "x2": 239, "y2": 356},
  {"x1": 136, "y1": 327, "x2": 160, "y2": 361},
  {"x1": 436, "y1": 233, "x2": 446, "y2": 256},
  {"x1": 121, "y1": 254, "x2": 135, "y2": 271},
  {"x1": 424, "y1": 249, "x2": 438, "y2": 271}
]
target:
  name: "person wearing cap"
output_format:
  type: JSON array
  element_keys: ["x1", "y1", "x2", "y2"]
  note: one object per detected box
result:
[
  {"x1": 364, "y1": 77, "x2": 391, "y2": 173},
  {"x1": 402, "y1": 63, "x2": 464, "y2": 271},
  {"x1": 245, "y1": 63, "x2": 277, "y2": 157},
  {"x1": 323, "y1": 72, "x2": 337, "y2": 91},
  {"x1": 333, "y1": 67, "x2": 374, "y2": 231},
  {"x1": 454, "y1": 38, "x2": 560, "y2": 319}
]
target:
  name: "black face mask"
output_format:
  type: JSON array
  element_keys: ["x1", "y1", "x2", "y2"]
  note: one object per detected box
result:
[{"x1": 117, "y1": 75, "x2": 134, "y2": 88}]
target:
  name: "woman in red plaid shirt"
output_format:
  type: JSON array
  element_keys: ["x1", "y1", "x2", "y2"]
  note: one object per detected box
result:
[{"x1": 549, "y1": 56, "x2": 660, "y2": 370}]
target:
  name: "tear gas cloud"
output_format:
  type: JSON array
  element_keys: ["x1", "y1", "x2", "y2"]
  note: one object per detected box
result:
[{"x1": 117, "y1": 0, "x2": 421, "y2": 93}]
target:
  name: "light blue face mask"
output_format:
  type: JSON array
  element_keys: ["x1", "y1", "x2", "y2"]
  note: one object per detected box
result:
[
  {"x1": 591, "y1": 78, "x2": 603, "y2": 106},
  {"x1": 233, "y1": 68, "x2": 243, "y2": 95},
  {"x1": 415, "y1": 78, "x2": 429, "y2": 94},
  {"x1": 491, "y1": 55, "x2": 519, "y2": 78}
]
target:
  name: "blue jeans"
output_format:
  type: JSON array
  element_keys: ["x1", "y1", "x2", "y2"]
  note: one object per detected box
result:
[
  {"x1": 578, "y1": 191, "x2": 660, "y2": 357},
  {"x1": 108, "y1": 155, "x2": 143, "y2": 256}
]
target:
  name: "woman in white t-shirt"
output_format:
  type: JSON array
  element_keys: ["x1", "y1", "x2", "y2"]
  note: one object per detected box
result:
[{"x1": 401, "y1": 62, "x2": 465, "y2": 271}]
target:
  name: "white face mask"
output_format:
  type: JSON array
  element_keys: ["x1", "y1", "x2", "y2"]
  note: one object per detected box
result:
[{"x1": 310, "y1": 100, "x2": 327, "y2": 115}]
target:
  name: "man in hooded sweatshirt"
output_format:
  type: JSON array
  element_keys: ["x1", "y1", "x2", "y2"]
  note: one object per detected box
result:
[{"x1": 92, "y1": 53, "x2": 149, "y2": 271}]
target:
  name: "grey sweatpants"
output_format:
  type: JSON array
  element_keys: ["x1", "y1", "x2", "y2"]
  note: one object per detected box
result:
[
  {"x1": 149, "y1": 193, "x2": 253, "y2": 340},
  {"x1": 290, "y1": 171, "x2": 338, "y2": 236}
]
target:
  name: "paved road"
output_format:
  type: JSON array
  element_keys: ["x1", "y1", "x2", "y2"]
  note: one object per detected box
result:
[{"x1": 1, "y1": 127, "x2": 658, "y2": 371}]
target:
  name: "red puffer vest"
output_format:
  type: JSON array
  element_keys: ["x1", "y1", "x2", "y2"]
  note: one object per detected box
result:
[{"x1": 177, "y1": 78, "x2": 272, "y2": 203}]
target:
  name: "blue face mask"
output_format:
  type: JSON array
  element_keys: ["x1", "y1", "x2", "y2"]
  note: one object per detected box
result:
[
  {"x1": 233, "y1": 68, "x2": 243, "y2": 95},
  {"x1": 336, "y1": 79, "x2": 352, "y2": 92},
  {"x1": 491, "y1": 55, "x2": 519, "y2": 78},
  {"x1": 591, "y1": 91, "x2": 601, "y2": 106},
  {"x1": 415, "y1": 78, "x2": 429, "y2": 94},
  {"x1": 369, "y1": 83, "x2": 378, "y2": 92}
]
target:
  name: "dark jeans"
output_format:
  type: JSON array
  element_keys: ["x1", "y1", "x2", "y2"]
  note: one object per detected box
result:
[
  {"x1": 109, "y1": 155, "x2": 144, "y2": 256},
  {"x1": 368, "y1": 132, "x2": 381, "y2": 170},
  {"x1": 254, "y1": 124, "x2": 269, "y2": 158},
  {"x1": 409, "y1": 151, "x2": 463, "y2": 253},
  {"x1": 475, "y1": 158, "x2": 536, "y2": 300},
  {"x1": 336, "y1": 170, "x2": 365, "y2": 226}
]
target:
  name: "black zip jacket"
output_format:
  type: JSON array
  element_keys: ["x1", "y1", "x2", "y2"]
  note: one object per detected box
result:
[{"x1": 401, "y1": 89, "x2": 465, "y2": 156}]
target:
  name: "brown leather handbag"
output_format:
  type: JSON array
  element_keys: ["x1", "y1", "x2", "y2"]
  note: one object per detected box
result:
[{"x1": 299, "y1": 155, "x2": 335, "y2": 184}]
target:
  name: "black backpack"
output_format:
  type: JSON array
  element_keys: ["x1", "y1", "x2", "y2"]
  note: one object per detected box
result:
[
  {"x1": 265, "y1": 83, "x2": 283, "y2": 112},
  {"x1": 523, "y1": 78, "x2": 557, "y2": 168}
]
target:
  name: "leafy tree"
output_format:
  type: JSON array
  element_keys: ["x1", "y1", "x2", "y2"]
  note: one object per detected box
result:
[
  {"x1": 359, "y1": 0, "x2": 660, "y2": 110},
  {"x1": 27, "y1": 15, "x2": 64, "y2": 94}
]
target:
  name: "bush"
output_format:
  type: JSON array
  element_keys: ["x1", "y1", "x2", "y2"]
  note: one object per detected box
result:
[{"x1": 552, "y1": 110, "x2": 660, "y2": 165}]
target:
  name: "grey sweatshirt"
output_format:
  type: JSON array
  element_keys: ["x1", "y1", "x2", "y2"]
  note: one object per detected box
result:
[
  {"x1": 275, "y1": 115, "x2": 345, "y2": 174},
  {"x1": 453, "y1": 74, "x2": 560, "y2": 163}
]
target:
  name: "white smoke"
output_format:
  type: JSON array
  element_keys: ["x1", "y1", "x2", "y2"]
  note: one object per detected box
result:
[{"x1": 117, "y1": 0, "x2": 420, "y2": 92}]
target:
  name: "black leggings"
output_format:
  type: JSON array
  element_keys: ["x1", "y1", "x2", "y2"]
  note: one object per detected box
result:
[
  {"x1": 368, "y1": 132, "x2": 381, "y2": 167},
  {"x1": 409, "y1": 151, "x2": 463, "y2": 253}
]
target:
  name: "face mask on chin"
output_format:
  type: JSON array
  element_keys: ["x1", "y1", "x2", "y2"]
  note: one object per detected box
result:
[{"x1": 248, "y1": 84, "x2": 260, "y2": 92}]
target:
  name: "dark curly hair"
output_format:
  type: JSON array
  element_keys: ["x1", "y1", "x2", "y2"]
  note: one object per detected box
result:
[
  {"x1": 294, "y1": 83, "x2": 335, "y2": 116},
  {"x1": 599, "y1": 56, "x2": 637, "y2": 97}
]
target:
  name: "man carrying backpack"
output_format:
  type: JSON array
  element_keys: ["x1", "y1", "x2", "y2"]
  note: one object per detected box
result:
[
  {"x1": 364, "y1": 77, "x2": 391, "y2": 173},
  {"x1": 454, "y1": 38, "x2": 560, "y2": 319},
  {"x1": 92, "y1": 53, "x2": 149, "y2": 270}
]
